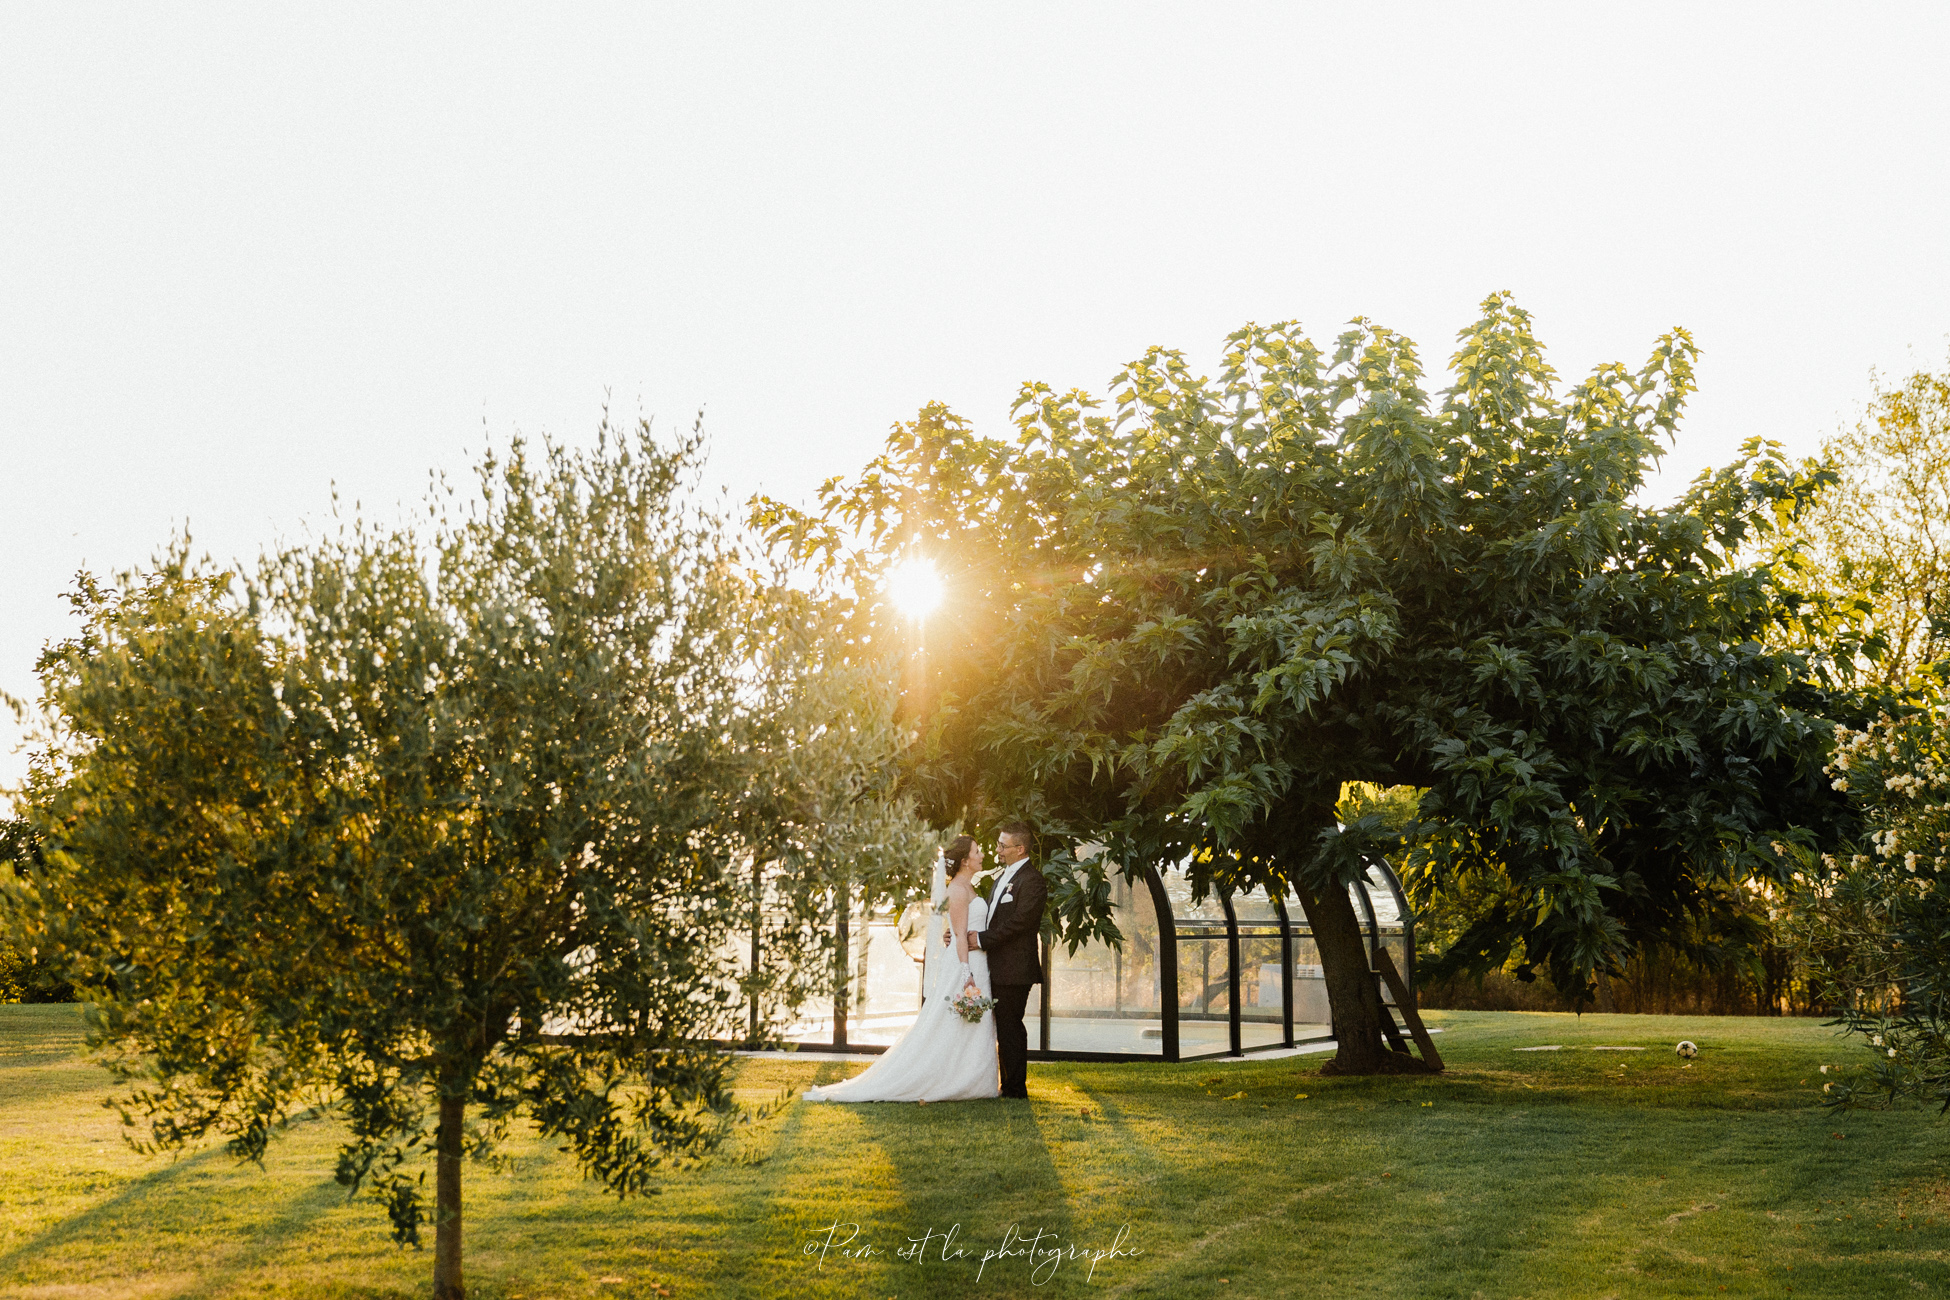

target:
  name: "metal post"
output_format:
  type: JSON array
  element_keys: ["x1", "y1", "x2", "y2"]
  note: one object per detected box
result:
[
  {"x1": 1353, "y1": 874, "x2": 1381, "y2": 962},
  {"x1": 1221, "y1": 889, "x2": 1241, "y2": 1057},
  {"x1": 748, "y1": 858, "x2": 763, "y2": 1044},
  {"x1": 833, "y1": 875, "x2": 849, "y2": 1049},
  {"x1": 1114, "y1": 874, "x2": 1125, "y2": 1014},
  {"x1": 1274, "y1": 893, "x2": 1294, "y2": 1048},
  {"x1": 1040, "y1": 935, "x2": 1052, "y2": 1052},
  {"x1": 1144, "y1": 865, "x2": 1178, "y2": 1062}
]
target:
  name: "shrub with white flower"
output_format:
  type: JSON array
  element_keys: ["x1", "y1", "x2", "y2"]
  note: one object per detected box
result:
[{"x1": 1788, "y1": 703, "x2": 1950, "y2": 1110}]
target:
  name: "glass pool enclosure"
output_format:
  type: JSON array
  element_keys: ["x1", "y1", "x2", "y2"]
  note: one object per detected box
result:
[{"x1": 772, "y1": 860, "x2": 1415, "y2": 1063}]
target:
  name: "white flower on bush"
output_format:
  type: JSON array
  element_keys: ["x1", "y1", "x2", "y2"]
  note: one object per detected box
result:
[{"x1": 1811, "y1": 710, "x2": 1950, "y2": 1106}]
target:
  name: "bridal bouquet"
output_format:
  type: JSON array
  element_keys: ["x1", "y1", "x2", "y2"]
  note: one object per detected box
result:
[{"x1": 949, "y1": 989, "x2": 996, "y2": 1023}]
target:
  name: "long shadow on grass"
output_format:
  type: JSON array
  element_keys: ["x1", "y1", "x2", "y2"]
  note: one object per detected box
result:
[
  {"x1": 0, "y1": 1110, "x2": 357, "y2": 1293},
  {"x1": 1063, "y1": 1064, "x2": 1413, "y2": 1296},
  {"x1": 851, "y1": 1097, "x2": 1079, "y2": 1294},
  {"x1": 693, "y1": 1057, "x2": 882, "y2": 1296},
  {"x1": 160, "y1": 1171, "x2": 360, "y2": 1300},
  {"x1": 725, "y1": 1061, "x2": 1086, "y2": 1295},
  {"x1": 0, "y1": 1142, "x2": 233, "y2": 1280},
  {"x1": 0, "y1": 1057, "x2": 144, "y2": 1112}
]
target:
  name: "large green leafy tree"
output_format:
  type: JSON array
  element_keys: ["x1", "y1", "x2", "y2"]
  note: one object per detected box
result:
[
  {"x1": 6, "y1": 423, "x2": 905, "y2": 1299},
  {"x1": 763, "y1": 294, "x2": 1861, "y2": 1074}
]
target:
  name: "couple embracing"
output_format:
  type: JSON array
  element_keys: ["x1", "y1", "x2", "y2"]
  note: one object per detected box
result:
[{"x1": 805, "y1": 820, "x2": 1046, "y2": 1104}]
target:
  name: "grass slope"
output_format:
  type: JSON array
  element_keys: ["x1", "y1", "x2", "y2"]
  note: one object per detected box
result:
[{"x1": 1, "y1": 1004, "x2": 1945, "y2": 1299}]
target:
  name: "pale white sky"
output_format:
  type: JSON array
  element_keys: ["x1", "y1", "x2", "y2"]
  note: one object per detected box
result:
[{"x1": 3, "y1": 4, "x2": 1948, "y2": 797}]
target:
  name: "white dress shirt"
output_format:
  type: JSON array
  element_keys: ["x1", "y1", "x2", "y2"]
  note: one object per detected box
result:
[{"x1": 979, "y1": 859, "x2": 1026, "y2": 947}]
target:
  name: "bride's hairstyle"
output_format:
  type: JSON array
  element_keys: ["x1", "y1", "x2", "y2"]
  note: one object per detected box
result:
[{"x1": 943, "y1": 835, "x2": 977, "y2": 876}]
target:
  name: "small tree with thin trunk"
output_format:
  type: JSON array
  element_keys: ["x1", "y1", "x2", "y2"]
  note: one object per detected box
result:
[
  {"x1": 10, "y1": 421, "x2": 907, "y2": 1298},
  {"x1": 759, "y1": 294, "x2": 1860, "y2": 1074}
]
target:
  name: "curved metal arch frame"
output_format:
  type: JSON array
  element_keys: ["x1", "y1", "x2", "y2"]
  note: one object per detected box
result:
[
  {"x1": 1358, "y1": 862, "x2": 1417, "y2": 990},
  {"x1": 1048, "y1": 855, "x2": 1418, "y2": 1063},
  {"x1": 770, "y1": 853, "x2": 1416, "y2": 1064}
]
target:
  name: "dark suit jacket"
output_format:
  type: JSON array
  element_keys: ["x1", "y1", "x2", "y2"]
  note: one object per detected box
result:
[{"x1": 977, "y1": 861, "x2": 1047, "y2": 986}]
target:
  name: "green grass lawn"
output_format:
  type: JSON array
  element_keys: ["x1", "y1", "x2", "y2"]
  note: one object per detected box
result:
[{"x1": 2, "y1": 1005, "x2": 1946, "y2": 1298}]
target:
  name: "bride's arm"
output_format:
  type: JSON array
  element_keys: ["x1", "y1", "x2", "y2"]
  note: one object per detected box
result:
[{"x1": 948, "y1": 884, "x2": 972, "y2": 964}]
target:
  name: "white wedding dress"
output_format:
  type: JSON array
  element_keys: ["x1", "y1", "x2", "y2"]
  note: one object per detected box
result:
[{"x1": 804, "y1": 889, "x2": 999, "y2": 1103}]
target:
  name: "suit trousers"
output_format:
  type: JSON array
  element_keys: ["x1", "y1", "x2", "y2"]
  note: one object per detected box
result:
[{"x1": 993, "y1": 982, "x2": 1034, "y2": 1098}]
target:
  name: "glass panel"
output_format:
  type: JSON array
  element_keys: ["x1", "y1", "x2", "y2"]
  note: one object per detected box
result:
[
  {"x1": 1348, "y1": 881, "x2": 1376, "y2": 931},
  {"x1": 852, "y1": 908, "x2": 926, "y2": 1044},
  {"x1": 1175, "y1": 934, "x2": 1231, "y2": 1055},
  {"x1": 1373, "y1": 931, "x2": 1412, "y2": 1005},
  {"x1": 1274, "y1": 876, "x2": 1403, "y2": 1036},
  {"x1": 784, "y1": 898, "x2": 925, "y2": 1047},
  {"x1": 1280, "y1": 885, "x2": 1310, "y2": 933},
  {"x1": 1166, "y1": 863, "x2": 1226, "y2": 1057},
  {"x1": 1288, "y1": 933, "x2": 1332, "y2": 1032},
  {"x1": 1239, "y1": 929, "x2": 1285, "y2": 1048},
  {"x1": 1241, "y1": 1019, "x2": 1287, "y2": 1050},
  {"x1": 1161, "y1": 864, "x2": 1228, "y2": 929},
  {"x1": 713, "y1": 928, "x2": 756, "y2": 1041},
  {"x1": 1362, "y1": 868, "x2": 1403, "y2": 926},
  {"x1": 1280, "y1": 879, "x2": 1395, "y2": 938},
  {"x1": 1232, "y1": 883, "x2": 1281, "y2": 1051},
  {"x1": 1230, "y1": 883, "x2": 1283, "y2": 929},
  {"x1": 1047, "y1": 869, "x2": 1165, "y2": 1054},
  {"x1": 783, "y1": 986, "x2": 838, "y2": 1047}
]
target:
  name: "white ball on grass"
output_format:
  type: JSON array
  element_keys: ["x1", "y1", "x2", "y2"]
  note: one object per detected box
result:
[{"x1": 1675, "y1": 1040, "x2": 1698, "y2": 1059}]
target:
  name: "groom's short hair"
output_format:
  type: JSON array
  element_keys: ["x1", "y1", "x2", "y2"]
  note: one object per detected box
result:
[{"x1": 997, "y1": 819, "x2": 1034, "y2": 847}]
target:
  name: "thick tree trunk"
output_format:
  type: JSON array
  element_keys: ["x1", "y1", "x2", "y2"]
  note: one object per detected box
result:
[
  {"x1": 433, "y1": 1089, "x2": 465, "y2": 1300},
  {"x1": 1293, "y1": 876, "x2": 1433, "y2": 1076}
]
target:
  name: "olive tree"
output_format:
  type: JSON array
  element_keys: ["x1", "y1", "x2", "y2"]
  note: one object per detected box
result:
[{"x1": 8, "y1": 421, "x2": 905, "y2": 1298}]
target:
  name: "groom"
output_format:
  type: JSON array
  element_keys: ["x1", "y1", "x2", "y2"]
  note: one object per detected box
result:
[{"x1": 969, "y1": 819, "x2": 1046, "y2": 1100}]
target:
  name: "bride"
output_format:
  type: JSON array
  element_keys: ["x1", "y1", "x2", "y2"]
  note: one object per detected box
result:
[{"x1": 804, "y1": 835, "x2": 998, "y2": 1103}]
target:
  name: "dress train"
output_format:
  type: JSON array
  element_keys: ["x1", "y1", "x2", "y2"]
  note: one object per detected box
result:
[{"x1": 803, "y1": 893, "x2": 998, "y2": 1103}]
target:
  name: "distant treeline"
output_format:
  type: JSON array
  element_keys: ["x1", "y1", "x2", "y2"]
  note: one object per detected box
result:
[{"x1": 1417, "y1": 942, "x2": 1825, "y2": 1017}]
